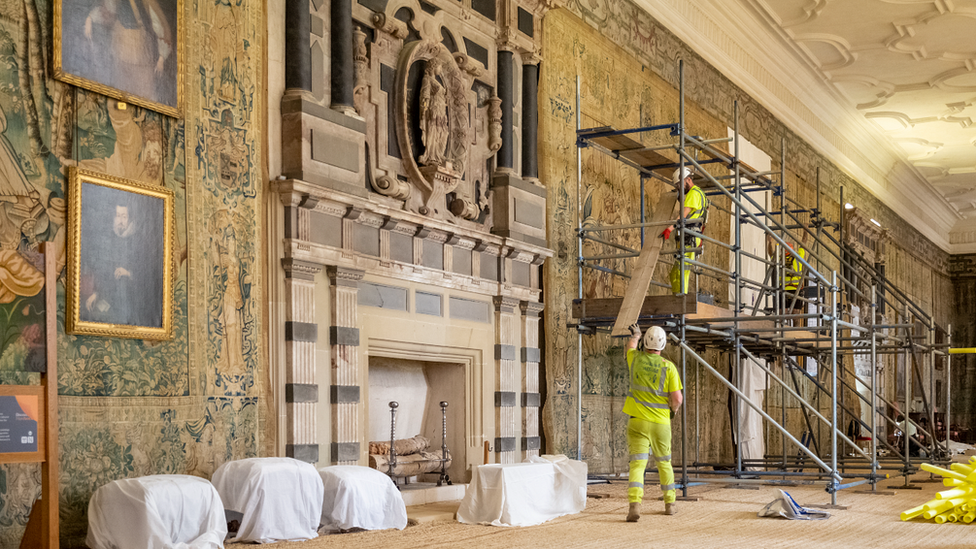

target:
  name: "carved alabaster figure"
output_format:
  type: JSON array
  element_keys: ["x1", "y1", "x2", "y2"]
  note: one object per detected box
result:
[{"x1": 418, "y1": 59, "x2": 450, "y2": 167}]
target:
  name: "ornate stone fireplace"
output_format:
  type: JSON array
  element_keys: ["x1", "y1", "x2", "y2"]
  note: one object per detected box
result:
[{"x1": 269, "y1": 0, "x2": 552, "y2": 482}]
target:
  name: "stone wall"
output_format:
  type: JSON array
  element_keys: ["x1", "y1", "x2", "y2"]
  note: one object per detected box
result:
[
  {"x1": 950, "y1": 255, "x2": 976, "y2": 434},
  {"x1": 0, "y1": 0, "x2": 268, "y2": 546}
]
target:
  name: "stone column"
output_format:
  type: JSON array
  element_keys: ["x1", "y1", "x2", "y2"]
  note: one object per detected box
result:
[
  {"x1": 496, "y1": 50, "x2": 515, "y2": 172},
  {"x1": 520, "y1": 301, "x2": 544, "y2": 459},
  {"x1": 327, "y1": 266, "x2": 365, "y2": 464},
  {"x1": 284, "y1": 0, "x2": 311, "y2": 92},
  {"x1": 521, "y1": 62, "x2": 539, "y2": 181},
  {"x1": 282, "y1": 258, "x2": 323, "y2": 463},
  {"x1": 493, "y1": 296, "x2": 521, "y2": 463},
  {"x1": 330, "y1": 0, "x2": 355, "y2": 114}
]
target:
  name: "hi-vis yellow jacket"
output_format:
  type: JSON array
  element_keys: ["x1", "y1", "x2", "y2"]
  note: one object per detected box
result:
[
  {"x1": 623, "y1": 351, "x2": 683, "y2": 424},
  {"x1": 785, "y1": 246, "x2": 807, "y2": 291}
]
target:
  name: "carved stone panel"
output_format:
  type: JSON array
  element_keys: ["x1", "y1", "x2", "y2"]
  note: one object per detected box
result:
[{"x1": 395, "y1": 41, "x2": 470, "y2": 216}]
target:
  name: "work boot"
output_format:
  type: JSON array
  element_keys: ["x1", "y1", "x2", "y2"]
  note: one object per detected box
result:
[
  {"x1": 664, "y1": 502, "x2": 677, "y2": 515},
  {"x1": 626, "y1": 502, "x2": 641, "y2": 522}
]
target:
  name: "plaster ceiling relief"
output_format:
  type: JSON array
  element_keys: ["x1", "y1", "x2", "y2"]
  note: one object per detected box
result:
[
  {"x1": 828, "y1": 47, "x2": 960, "y2": 85},
  {"x1": 864, "y1": 106, "x2": 974, "y2": 131},
  {"x1": 865, "y1": 111, "x2": 914, "y2": 131},
  {"x1": 893, "y1": 136, "x2": 944, "y2": 160},
  {"x1": 831, "y1": 75, "x2": 895, "y2": 108},
  {"x1": 794, "y1": 34, "x2": 855, "y2": 71},
  {"x1": 762, "y1": 0, "x2": 827, "y2": 28},
  {"x1": 865, "y1": 89, "x2": 976, "y2": 121},
  {"x1": 931, "y1": 67, "x2": 976, "y2": 93},
  {"x1": 773, "y1": 0, "x2": 927, "y2": 41},
  {"x1": 887, "y1": 11, "x2": 976, "y2": 61}
]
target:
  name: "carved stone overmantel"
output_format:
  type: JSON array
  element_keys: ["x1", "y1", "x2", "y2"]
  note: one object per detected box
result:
[{"x1": 275, "y1": 0, "x2": 553, "y2": 471}]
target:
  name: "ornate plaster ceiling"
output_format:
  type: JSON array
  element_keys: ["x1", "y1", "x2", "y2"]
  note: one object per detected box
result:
[
  {"x1": 633, "y1": 0, "x2": 976, "y2": 253},
  {"x1": 758, "y1": 0, "x2": 976, "y2": 219}
]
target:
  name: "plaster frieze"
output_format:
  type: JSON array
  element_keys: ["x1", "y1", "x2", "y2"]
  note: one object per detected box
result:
[{"x1": 948, "y1": 254, "x2": 976, "y2": 278}]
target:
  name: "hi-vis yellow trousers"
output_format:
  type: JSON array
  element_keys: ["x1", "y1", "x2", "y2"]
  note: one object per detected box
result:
[{"x1": 627, "y1": 417, "x2": 676, "y2": 504}]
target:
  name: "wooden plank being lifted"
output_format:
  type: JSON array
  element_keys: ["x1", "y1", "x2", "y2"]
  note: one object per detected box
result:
[
  {"x1": 610, "y1": 199, "x2": 679, "y2": 337},
  {"x1": 572, "y1": 295, "x2": 697, "y2": 319}
]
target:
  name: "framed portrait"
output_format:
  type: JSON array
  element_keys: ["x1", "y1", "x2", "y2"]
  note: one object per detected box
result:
[
  {"x1": 66, "y1": 168, "x2": 174, "y2": 340},
  {"x1": 54, "y1": 0, "x2": 183, "y2": 117}
]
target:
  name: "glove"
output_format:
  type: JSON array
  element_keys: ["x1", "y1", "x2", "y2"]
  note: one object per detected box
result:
[
  {"x1": 661, "y1": 226, "x2": 673, "y2": 240},
  {"x1": 629, "y1": 323, "x2": 641, "y2": 338},
  {"x1": 669, "y1": 409, "x2": 676, "y2": 420}
]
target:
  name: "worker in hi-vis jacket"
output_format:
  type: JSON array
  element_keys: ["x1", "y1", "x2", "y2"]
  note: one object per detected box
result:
[
  {"x1": 661, "y1": 167, "x2": 709, "y2": 295},
  {"x1": 623, "y1": 324, "x2": 684, "y2": 522}
]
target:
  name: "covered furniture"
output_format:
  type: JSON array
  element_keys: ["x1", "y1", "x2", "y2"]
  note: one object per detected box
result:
[
  {"x1": 211, "y1": 457, "x2": 323, "y2": 543},
  {"x1": 456, "y1": 455, "x2": 587, "y2": 527},
  {"x1": 86, "y1": 474, "x2": 227, "y2": 549},
  {"x1": 318, "y1": 465, "x2": 408, "y2": 532}
]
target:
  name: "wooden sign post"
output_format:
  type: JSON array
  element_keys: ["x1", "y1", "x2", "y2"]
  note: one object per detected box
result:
[{"x1": 2, "y1": 244, "x2": 59, "y2": 548}]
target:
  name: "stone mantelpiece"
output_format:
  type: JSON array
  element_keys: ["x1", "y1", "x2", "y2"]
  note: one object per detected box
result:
[{"x1": 273, "y1": 177, "x2": 550, "y2": 472}]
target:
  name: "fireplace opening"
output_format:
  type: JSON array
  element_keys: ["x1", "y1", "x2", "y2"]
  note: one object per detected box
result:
[{"x1": 368, "y1": 357, "x2": 467, "y2": 484}]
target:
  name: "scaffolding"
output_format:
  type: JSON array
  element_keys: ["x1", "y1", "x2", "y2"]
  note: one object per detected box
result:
[{"x1": 571, "y1": 61, "x2": 953, "y2": 506}]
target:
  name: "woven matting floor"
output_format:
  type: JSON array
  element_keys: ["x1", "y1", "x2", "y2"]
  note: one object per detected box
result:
[{"x1": 231, "y1": 471, "x2": 971, "y2": 549}]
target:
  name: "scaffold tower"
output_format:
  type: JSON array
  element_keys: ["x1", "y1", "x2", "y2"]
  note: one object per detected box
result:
[{"x1": 571, "y1": 61, "x2": 952, "y2": 507}]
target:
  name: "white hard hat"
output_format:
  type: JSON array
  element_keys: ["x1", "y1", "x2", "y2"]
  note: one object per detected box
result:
[
  {"x1": 642, "y1": 326, "x2": 667, "y2": 351},
  {"x1": 672, "y1": 167, "x2": 693, "y2": 184}
]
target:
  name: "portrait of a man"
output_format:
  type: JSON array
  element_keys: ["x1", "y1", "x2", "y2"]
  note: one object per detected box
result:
[
  {"x1": 56, "y1": 0, "x2": 182, "y2": 116},
  {"x1": 67, "y1": 169, "x2": 174, "y2": 339}
]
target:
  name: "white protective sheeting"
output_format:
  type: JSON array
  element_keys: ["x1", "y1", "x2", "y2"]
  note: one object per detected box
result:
[
  {"x1": 456, "y1": 456, "x2": 587, "y2": 527},
  {"x1": 318, "y1": 466, "x2": 407, "y2": 532},
  {"x1": 737, "y1": 355, "x2": 767, "y2": 471},
  {"x1": 212, "y1": 457, "x2": 324, "y2": 543},
  {"x1": 758, "y1": 490, "x2": 830, "y2": 520},
  {"x1": 86, "y1": 474, "x2": 227, "y2": 549}
]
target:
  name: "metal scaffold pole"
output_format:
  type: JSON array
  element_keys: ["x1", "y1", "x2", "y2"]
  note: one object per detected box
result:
[
  {"x1": 678, "y1": 58, "x2": 689, "y2": 499},
  {"x1": 830, "y1": 271, "x2": 839, "y2": 506},
  {"x1": 870, "y1": 285, "x2": 878, "y2": 491},
  {"x1": 903, "y1": 305, "x2": 912, "y2": 486},
  {"x1": 947, "y1": 324, "x2": 952, "y2": 457},
  {"x1": 928, "y1": 320, "x2": 936, "y2": 459},
  {"x1": 576, "y1": 74, "x2": 583, "y2": 462}
]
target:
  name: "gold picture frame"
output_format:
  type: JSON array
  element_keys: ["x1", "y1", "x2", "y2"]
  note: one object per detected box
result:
[
  {"x1": 54, "y1": 0, "x2": 184, "y2": 118},
  {"x1": 66, "y1": 168, "x2": 174, "y2": 340}
]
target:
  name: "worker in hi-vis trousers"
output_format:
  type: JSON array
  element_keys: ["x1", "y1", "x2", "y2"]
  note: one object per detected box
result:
[
  {"x1": 624, "y1": 324, "x2": 683, "y2": 522},
  {"x1": 661, "y1": 167, "x2": 710, "y2": 295}
]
